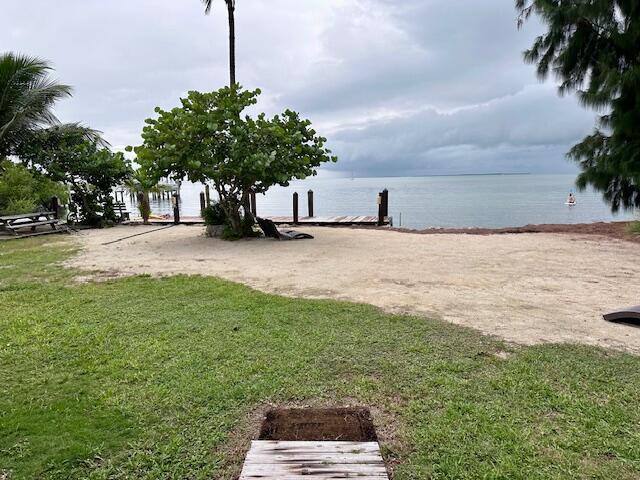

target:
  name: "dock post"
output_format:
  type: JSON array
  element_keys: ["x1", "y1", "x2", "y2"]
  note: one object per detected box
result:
[
  {"x1": 307, "y1": 190, "x2": 314, "y2": 217},
  {"x1": 172, "y1": 194, "x2": 180, "y2": 224},
  {"x1": 199, "y1": 192, "x2": 206, "y2": 212},
  {"x1": 377, "y1": 191, "x2": 384, "y2": 226},
  {"x1": 250, "y1": 191, "x2": 257, "y2": 217},
  {"x1": 51, "y1": 196, "x2": 59, "y2": 219},
  {"x1": 205, "y1": 184, "x2": 211, "y2": 206},
  {"x1": 382, "y1": 189, "x2": 389, "y2": 219},
  {"x1": 293, "y1": 192, "x2": 299, "y2": 224}
]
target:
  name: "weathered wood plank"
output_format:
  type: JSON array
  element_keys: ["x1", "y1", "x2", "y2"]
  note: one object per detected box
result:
[{"x1": 239, "y1": 441, "x2": 389, "y2": 480}]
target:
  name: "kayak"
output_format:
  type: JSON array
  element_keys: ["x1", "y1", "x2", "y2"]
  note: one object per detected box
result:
[{"x1": 565, "y1": 202, "x2": 577, "y2": 206}]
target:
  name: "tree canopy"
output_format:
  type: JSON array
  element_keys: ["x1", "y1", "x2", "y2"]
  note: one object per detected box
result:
[
  {"x1": 517, "y1": 0, "x2": 640, "y2": 211},
  {"x1": 18, "y1": 125, "x2": 131, "y2": 225},
  {"x1": 131, "y1": 85, "x2": 336, "y2": 236}
]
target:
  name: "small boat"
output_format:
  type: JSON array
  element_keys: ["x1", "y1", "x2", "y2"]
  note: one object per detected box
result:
[{"x1": 565, "y1": 201, "x2": 577, "y2": 206}]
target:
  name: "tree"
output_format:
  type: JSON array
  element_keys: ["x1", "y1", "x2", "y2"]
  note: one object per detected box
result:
[
  {"x1": 131, "y1": 85, "x2": 337, "y2": 237},
  {"x1": 17, "y1": 126, "x2": 131, "y2": 226},
  {"x1": 0, "y1": 53, "x2": 72, "y2": 158},
  {"x1": 124, "y1": 166, "x2": 172, "y2": 224},
  {"x1": 1, "y1": 52, "x2": 106, "y2": 159},
  {"x1": 517, "y1": 1, "x2": 640, "y2": 211},
  {"x1": 201, "y1": 0, "x2": 236, "y2": 86}
]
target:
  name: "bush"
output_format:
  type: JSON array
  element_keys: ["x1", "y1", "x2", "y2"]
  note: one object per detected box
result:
[
  {"x1": 201, "y1": 202, "x2": 226, "y2": 226},
  {"x1": 0, "y1": 161, "x2": 68, "y2": 215}
]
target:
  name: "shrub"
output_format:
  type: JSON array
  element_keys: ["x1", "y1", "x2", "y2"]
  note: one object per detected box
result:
[
  {"x1": 0, "y1": 161, "x2": 68, "y2": 215},
  {"x1": 201, "y1": 202, "x2": 227, "y2": 226}
]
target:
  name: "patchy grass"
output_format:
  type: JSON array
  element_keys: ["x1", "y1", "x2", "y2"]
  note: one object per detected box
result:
[
  {"x1": 626, "y1": 221, "x2": 640, "y2": 236},
  {"x1": 1, "y1": 237, "x2": 639, "y2": 479}
]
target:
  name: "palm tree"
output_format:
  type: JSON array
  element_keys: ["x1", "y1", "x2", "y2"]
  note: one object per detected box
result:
[
  {"x1": 0, "y1": 53, "x2": 72, "y2": 158},
  {"x1": 201, "y1": 0, "x2": 236, "y2": 86},
  {"x1": 124, "y1": 167, "x2": 173, "y2": 224}
]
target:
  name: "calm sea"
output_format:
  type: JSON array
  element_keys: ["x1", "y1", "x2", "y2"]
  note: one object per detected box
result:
[{"x1": 131, "y1": 174, "x2": 637, "y2": 230}]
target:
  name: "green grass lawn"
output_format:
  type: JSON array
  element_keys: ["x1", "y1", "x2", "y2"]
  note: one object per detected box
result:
[{"x1": 1, "y1": 237, "x2": 639, "y2": 479}]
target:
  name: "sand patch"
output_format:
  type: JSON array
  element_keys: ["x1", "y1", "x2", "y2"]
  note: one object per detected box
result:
[{"x1": 66, "y1": 225, "x2": 640, "y2": 353}]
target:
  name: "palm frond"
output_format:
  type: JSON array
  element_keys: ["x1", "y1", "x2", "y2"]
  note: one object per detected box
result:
[{"x1": 0, "y1": 52, "x2": 72, "y2": 155}]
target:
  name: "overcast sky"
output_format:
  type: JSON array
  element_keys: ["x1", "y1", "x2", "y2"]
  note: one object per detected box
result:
[{"x1": 2, "y1": 0, "x2": 596, "y2": 177}]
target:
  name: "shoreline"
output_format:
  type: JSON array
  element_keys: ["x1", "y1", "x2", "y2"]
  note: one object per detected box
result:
[{"x1": 384, "y1": 220, "x2": 639, "y2": 243}]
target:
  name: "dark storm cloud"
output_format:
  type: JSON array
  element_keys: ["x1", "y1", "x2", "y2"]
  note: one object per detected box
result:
[{"x1": 1, "y1": 0, "x2": 595, "y2": 175}]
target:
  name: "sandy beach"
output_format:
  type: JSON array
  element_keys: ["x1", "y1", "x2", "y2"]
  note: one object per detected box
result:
[{"x1": 66, "y1": 225, "x2": 640, "y2": 353}]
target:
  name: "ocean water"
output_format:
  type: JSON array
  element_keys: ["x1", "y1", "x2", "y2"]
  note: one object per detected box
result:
[{"x1": 131, "y1": 174, "x2": 637, "y2": 230}]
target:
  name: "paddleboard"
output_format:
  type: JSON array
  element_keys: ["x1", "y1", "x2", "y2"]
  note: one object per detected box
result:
[{"x1": 565, "y1": 202, "x2": 577, "y2": 206}]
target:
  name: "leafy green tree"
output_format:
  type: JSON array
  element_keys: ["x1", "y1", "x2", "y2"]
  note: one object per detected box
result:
[
  {"x1": 0, "y1": 160, "x2": 68, "y2": 215},
  {"x1": 17, "y1": 126, "x2": 131, "y2": 226},
  {"x1": 131, "y1": 85, "x2": 336, "y2": 237},
  {"x1": 201, "y1": 0, "x2": 236, "y2": 86},
  {"x1": 517, "y1": 1, "x2": 640, "y2": 211}
]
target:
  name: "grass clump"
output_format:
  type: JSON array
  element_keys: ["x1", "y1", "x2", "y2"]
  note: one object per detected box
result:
[
  {"x1": 1, "y1": 237, "x2": 639, "y2": 479},
  {"x1": 626, "y1": 221, "x2": 640, "y2": 235}
]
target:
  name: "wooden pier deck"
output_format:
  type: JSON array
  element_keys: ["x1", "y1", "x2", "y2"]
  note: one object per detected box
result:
[
  {"x1": 127, "y1": 215, "x2": 390, "y2": 226},
  {"x1": 239, "y1": 440, "x2": 389, "y2": 479},
  {"x1": 268, "y1": 215, "x2": 388, "y2": 226}
]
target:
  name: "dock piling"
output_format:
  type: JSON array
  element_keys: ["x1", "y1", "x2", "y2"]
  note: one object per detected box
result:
[
  {"x1": 199, "y1": 192, "x2": 206, "y2": 212},
  {"x1": 293, "y1": 192, "x2": 299, "y2": 224},
  {"x1": 377, "y1": 189, "x2": 389, "y2": 226},
  {"x1": 307, "y1": 190, "x2": 314, "y2": 217},
  {"x1": 382, "y1": 189, "x2": 389, "y2": 218},
  {"x1": 172, "y1": 194, "x2": 180, "y2": 224}
]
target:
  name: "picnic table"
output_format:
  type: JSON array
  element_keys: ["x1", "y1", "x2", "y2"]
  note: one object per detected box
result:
[{"x1": 0, "y1": 211, "x2": 68, "y2": 238}]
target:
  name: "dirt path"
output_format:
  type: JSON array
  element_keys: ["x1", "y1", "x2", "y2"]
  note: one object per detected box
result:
[{"x1": 67, "y1": 225, "x2": 640, "y2": 353}]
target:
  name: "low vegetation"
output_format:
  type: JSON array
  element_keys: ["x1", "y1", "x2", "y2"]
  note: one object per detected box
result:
[
  {"x1": 1, "y1": 238, "x2": 639, "y2": 479},
  {"x1": 0, "y1": 161, "x2": 68, "y2": 215},
  {"x1": 627, "y1": 221, "x2": 640, "y2": 235}
]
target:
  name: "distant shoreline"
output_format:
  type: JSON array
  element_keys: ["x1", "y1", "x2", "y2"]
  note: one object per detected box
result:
[{"x1": 335, "y1": 172, "x2": 533, "y2": 180}]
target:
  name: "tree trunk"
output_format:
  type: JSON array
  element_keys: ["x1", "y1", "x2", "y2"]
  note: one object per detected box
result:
[
  {"x1": 137, "y1": 191, "x2": 151, "y2": 225},
  {"x1": 227, "y1": 1, "x2": 236, "y2": 87},
  {"x1": 241, "y1": 189, "x2": 253, "y2": 224}
]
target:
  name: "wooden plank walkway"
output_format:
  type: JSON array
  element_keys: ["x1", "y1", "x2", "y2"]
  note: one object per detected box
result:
[
  {"x1": 239, "y1": 440, "x2": 389, "y2": 479},
  {"x1": 268, "y1": 215, "x2": 386, "y2": 226}
]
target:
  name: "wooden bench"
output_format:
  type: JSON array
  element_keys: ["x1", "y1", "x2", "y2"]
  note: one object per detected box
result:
[
  {"x1": 0, "y1": 212, "x2": 69, "y2": 238},
  {"x1": 113, "y1": 201, "x2": 130, "y2": 221}
]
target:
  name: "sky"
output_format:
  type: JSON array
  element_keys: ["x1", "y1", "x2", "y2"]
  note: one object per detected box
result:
[{"x1": 2, "y1": 0, "x2": 597, "y2": 177}]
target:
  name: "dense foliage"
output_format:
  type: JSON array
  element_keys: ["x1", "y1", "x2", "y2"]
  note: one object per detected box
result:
[
  {"x1": 517, "y1": 0, "x2": 640, "y2": 211},
  {"x1": 18, "y1": 126, "x2": 131, "y2": 226},
  {"x1": 131, "y1": 85, "x2": 336, "y2": 236},
  {"x1": 0, "y1": 160, "x2": 68, "y2": 215},
  {"x1": 201, "y1": 201, "x2": 227, "y2": 226}
]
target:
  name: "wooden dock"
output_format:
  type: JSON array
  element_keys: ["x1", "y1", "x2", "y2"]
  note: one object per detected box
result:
[
  {"x1": 127, "y1": 215, "x2": 390, "y2": 227},
  {"x1": 268, "y1": 215, "x2": 387, "y2": 226},
  {"x1": 239, "y1": 440, "x2": 389, "y2": 479}
]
